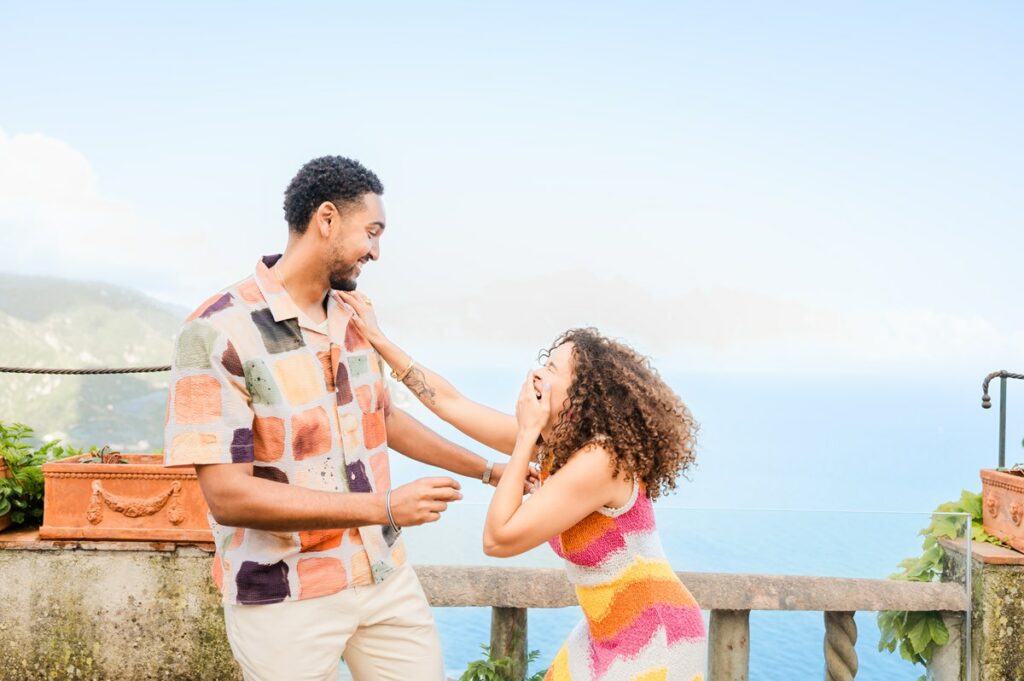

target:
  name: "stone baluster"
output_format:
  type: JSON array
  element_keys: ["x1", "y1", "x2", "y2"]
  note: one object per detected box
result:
[
  {"x1": 491, "y1": 606, "x2": 528, "y2": 681},
  {"x1": 709, "y1": 609, "x2": 750, "y2": 681}
]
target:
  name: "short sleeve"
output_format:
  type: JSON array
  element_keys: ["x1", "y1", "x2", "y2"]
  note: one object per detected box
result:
[{"x1": 164, "y1": 320, "x2": 255, "y2": 466}]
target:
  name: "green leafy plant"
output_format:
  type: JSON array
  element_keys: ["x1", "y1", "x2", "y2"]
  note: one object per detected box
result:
[
  {"x1": 459, "y1": 645, "x2": 546, "y2": 681},
  {"x1": 77, "y1": 445, "x2": 128, "y2": 464},
  {"x1": 0, "y1": 422, "x2": 83, "y2": 525},
  {"x1": 877, "y1": 490, "x2": 1004, "y2": 679}
]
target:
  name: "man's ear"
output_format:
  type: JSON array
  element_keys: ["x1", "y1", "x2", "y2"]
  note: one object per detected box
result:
[{"x1": 313, "y1": 201, "x2": 337, "y2": 238}]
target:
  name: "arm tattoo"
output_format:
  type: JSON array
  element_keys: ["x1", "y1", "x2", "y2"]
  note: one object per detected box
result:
[{"x1": 402, "y1": 366, "x2": 438, "y2": 407}]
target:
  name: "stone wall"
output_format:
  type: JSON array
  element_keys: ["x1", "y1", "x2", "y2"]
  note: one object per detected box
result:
[
  {"x1": 0, "y1": 531, "x2": 238, "y2": 681},
  {"x1": 943, "y1": 537, "x2": 1024, "y2": 681}
]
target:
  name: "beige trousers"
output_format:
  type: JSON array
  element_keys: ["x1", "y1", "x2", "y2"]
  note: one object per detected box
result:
[{"x1": 223, "y1": 563, "x2": 445, "y2": 681}]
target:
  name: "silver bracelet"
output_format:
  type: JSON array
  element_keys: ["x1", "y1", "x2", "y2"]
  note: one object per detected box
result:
[
  {"x1": 481, "y1": 460, "x2": 495, "y2": 485},
  {"x1": 385, "y1": 489, "x2": 402, "y2": 535}
]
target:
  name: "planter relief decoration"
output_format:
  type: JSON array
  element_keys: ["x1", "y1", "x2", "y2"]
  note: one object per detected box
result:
[{"x1": 40, "y1": 453, "x2": 212, "y2": 542}]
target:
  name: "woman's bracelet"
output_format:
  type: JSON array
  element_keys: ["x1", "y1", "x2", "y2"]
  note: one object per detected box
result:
[
  {"x1": 390, "y1": 358, "x2": 416, "y2": 382},
  {"x1": 385, "y1": 489, "x2": 402, "y2": 535}
]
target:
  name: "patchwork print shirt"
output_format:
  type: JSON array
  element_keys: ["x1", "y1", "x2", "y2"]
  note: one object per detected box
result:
[{"x1": 164, "y1": 254, "x2": 404, "y2": 605}]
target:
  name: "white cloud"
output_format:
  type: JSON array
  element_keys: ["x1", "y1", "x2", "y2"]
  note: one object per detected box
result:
[
  {"x1": 0, "y1": 128, "x2": 216, "y2": 304},
  {"x1": 0, "y1": 129, "x2": 127, "y2": 261},
  {"x1": 363, "y1": 270, "x2": 1023, "y2": 373},
  {"x1": 2, "y1": 128, "x2": 1018, "y2": 375},
  {"x1": 0, "y1": 131, "x2": 98, "y2": 201}
]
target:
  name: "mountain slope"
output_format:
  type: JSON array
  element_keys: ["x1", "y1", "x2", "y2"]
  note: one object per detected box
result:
[{"x1": 0, "y1": 273, "x2": 186, "y2": 450}]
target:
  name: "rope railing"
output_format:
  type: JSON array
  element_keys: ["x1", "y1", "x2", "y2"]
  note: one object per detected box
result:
[{"x1": 0, "y1": 366, "x2": 170, "y2": 375}]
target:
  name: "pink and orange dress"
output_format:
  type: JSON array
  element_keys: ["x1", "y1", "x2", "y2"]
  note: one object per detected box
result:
[{"x1": 543, "y1": 475, "x2": 707, "y2": 681}]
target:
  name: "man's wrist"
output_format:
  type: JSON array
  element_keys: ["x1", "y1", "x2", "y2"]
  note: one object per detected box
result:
[
  {"x1": 369, "y1": 492, "x2": 389, "y2": 525},
  {"x1": 384, "y1": 489, "x2": 402, "y2": 533}
]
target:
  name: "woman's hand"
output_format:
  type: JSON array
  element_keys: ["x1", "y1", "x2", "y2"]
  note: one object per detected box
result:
[
  {"x1": 337, "y1": 291, "x2": 385, "y2": 345},
  {"x1": 515, "y1": 370, "x2": 551, "y2": 439}
]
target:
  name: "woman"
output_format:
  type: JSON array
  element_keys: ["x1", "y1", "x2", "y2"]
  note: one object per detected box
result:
[{"x1": 340, "y1": 292, "x2": 707, "y2": 681}]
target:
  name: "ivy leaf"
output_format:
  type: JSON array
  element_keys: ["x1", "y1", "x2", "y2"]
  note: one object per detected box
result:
[
  {"x1": 877, "y1": 612, "x2": 898, "y2": 652},
  {"x1": 907, "y1": 616, "x2": 933, "y2": 656},
  {"x1": 960, "y1": 490, "x2": 983, "y2": 518},
  {"x1": 892, "y1": 557, "x2": 917, "y2": 573},
  {"x1": 930, "y1": 517, "x2": 960, "y2": 540},
  {"x1": 921, "y1": 545, "x2": 943, "y2": 566},
  {"x1": 902, "y1": 554, "x2": 939, "y2": 582},
  {"x1": 928, "y1": 617, "x2": 950, "y2": 647},
  {"x1": 899, "y1": 638, "x2": 920, "y2": 663},
  {"x1": 913, "y1": 614, "x2": 942, "y2": 659}
]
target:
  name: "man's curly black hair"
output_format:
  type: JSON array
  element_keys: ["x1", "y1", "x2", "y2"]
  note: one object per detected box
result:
[{"x1": 283, "y1": 156, "x2": 384, "y2": 233}]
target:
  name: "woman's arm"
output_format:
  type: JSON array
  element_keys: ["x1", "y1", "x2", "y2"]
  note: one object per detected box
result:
[
  {"x1": 339, "y1": 291, "x2": 518, "y2": 455},
  {"x1": 482, "y1": 375, "x2": 625, "y2": 557}
]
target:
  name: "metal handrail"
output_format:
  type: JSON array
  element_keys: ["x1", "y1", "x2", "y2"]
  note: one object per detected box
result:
[{"x1": 981, "y1": 370, "x2": 1024, "y2": 468}]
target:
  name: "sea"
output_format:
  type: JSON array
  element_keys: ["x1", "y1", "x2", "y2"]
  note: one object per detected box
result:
[{"x1": 375, "y1": 368, "x2": 1002, "y2": 680}]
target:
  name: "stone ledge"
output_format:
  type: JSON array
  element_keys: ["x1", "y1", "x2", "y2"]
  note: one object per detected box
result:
[
  {"x1": 939, "y1": 536, "x2": 1024, "y2": 566},
  {"x1": 415, "y1": 565, "x2": 967, "y2": 612},
  {"x1": 0, "y1": 526, "x2": 966, "y2": 613},
  {"x1": 0, "y1": 525, "x2": 215, "y2": 553}
]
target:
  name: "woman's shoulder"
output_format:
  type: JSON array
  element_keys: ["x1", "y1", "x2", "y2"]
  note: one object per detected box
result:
[
  {"x1": 540, "y1": 435, "x2": 621, "y2": 484},
  {"x1": 562, "y1": 437, "x2": 635, "y2": 503},
  {"x1": 567, "y1": 435, "x2": 616, "y2": 469}
]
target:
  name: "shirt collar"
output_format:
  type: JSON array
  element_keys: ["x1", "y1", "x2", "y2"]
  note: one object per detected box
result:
[
  {"x1": 254, "y1": 254, "x2": 356, "y2": 335},
  {"x1": 253, "y1": 254, "x2": 303, "y2": 323}
]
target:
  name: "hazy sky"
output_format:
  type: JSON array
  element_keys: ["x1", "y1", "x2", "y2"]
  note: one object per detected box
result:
[{"x1": 2, "y1": 2, "x2": 1022, "y2": 372}]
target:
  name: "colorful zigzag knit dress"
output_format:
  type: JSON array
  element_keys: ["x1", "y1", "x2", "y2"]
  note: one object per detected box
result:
[{"x1": 542, "y1": 471, "x2": 707, "y2": 681}]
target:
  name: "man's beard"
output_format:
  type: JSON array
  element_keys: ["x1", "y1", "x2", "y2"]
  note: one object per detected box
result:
[
  {"x1": 329, "y1": 264, "x2": 358, "y2": 291},
  {"x1": 329, "y1": 274, "x2": 357, "y2": 291}
]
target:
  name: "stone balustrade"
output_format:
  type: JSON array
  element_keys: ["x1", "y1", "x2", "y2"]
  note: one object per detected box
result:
[{"x1": 0, "y1": 529, "x2": 986, "y2": 680}]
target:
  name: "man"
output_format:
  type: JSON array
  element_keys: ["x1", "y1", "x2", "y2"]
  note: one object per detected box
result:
[{"x1": 164, "y1": 156, "x2": 508, "y2": 681}]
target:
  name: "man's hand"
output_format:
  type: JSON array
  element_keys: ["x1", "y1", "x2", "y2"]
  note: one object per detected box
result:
[
  {"x1": 489, "y1": 461, "x2": 541, "y2": 494},
  {"x1": 388, "y1": 477, "x2": 463, "y2": 527}
]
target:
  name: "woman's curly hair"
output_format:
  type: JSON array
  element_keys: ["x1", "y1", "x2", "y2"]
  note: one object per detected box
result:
[{"x1": 540, "y1": 328, "x2": 698, "y2": 500}]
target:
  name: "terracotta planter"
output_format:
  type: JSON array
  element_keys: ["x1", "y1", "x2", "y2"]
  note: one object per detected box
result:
[
  {"x1": 39, "y1": 453, "x2": 212, "y2": 542},
  {"x1": 981, "y1": 468, "x2": 1024, "y2": 553},
  {"x1": 0, "y1": 458, "x2": 11, "y2": 532}
]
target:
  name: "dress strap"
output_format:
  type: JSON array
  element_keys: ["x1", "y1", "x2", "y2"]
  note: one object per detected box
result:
[{"x1": 598, "y1": 478, "x2": 641, "y2": 517}]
